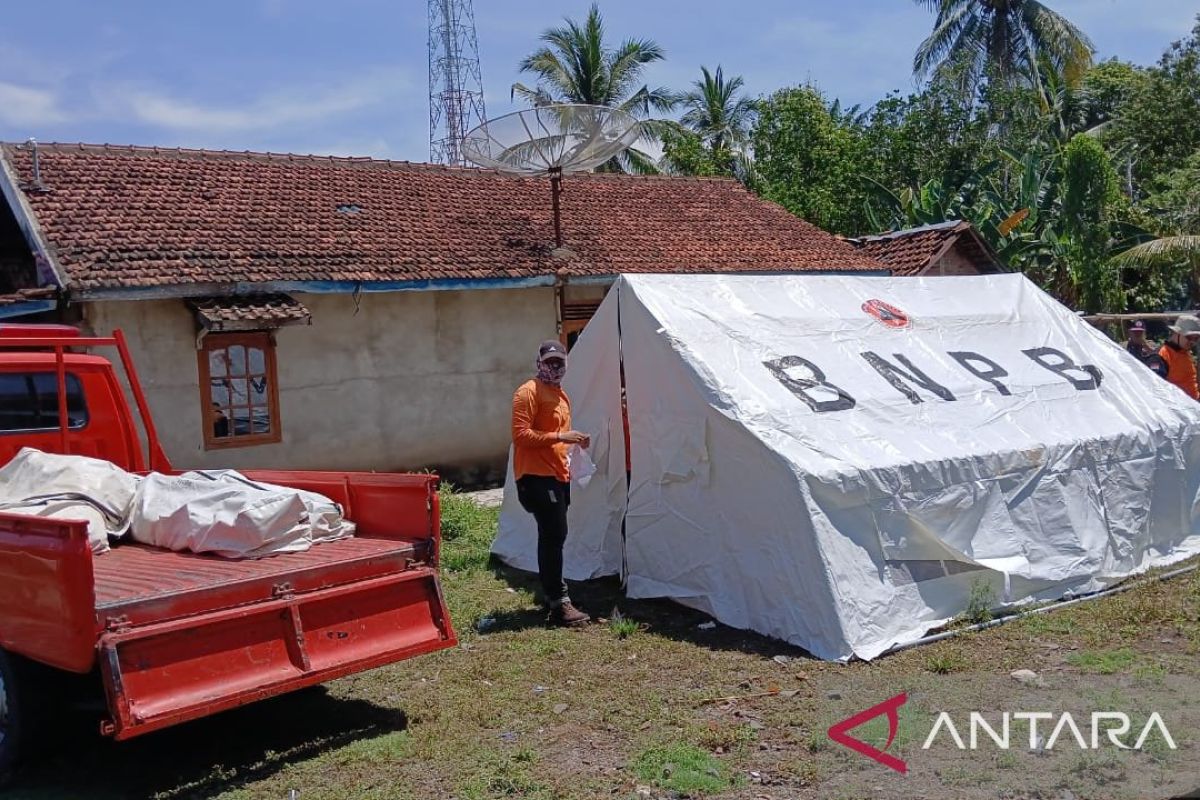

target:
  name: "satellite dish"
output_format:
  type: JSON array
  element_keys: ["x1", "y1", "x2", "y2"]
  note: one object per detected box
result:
[{"x1": 462, "y1": 104, "x2": 642, "y2": 248}]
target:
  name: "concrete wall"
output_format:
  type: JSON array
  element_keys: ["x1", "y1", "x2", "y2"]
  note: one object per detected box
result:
[{"x1": 84, "y1": 288, "x2": 557, "y2": 483}]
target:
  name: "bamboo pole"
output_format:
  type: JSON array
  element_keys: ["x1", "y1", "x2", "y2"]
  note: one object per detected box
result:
[{"x1": 1082, "y1": 311, "x2": 1193, "y2": 323}]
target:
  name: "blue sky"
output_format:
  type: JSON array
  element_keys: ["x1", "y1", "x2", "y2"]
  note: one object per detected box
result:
[{"x1": 0, "y1": 1, "x2": 1196, "y2": 162}]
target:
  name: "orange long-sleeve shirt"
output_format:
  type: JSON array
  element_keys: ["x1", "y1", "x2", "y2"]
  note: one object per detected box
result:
[
  {"x1": 512, "y1": 378, "x2": 571, "y2": 481},
  {"x1": 1160, "y1": 342, "x2": 1199, "y2": 399}
]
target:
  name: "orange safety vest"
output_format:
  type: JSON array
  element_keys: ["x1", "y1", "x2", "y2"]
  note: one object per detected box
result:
[{"x1": 1160, "y1": 342, "x2": 1199, "y2": 399}]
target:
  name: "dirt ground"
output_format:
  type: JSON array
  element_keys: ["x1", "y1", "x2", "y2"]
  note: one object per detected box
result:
[{"x1": 8, "y1": 496, "x2": 1200, "y2": 800}]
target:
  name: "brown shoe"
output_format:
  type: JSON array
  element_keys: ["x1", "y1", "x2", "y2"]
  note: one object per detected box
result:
[{"x1": 551, "y1": 601, "x2": 590, "y2": 628}]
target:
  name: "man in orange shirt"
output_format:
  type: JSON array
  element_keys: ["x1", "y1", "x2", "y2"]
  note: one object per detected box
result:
[
  {"x1": 1159, "y1": 316, "x2": 1200, "y2": 399},
  {"x1": 512, "y1": 340, "x2": 591, "y2": 627}
]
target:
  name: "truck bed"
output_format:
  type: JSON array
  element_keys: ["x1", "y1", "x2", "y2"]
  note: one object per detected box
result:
[
  {"x1": 91, "y1": 531, "x2": 450, "y2": 740},
  {"x1": 93, "y1": 535, "x2": 431, "y2": 628}
]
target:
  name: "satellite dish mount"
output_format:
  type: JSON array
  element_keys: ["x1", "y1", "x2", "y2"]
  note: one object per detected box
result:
[{"x1": 548, "y1": 166, "x2": 564, "y2": 248}]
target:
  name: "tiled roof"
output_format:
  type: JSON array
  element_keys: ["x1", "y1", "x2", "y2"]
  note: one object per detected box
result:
[
  {"x1": 0, "y1": 142, "x2": 886, "y2": 293},
  {"x1": 850, "y1": 221, "x2": 974, "y2": 276},
  {"x1": 186, "y1": 293, "x2": 311, "y2": 332},
  {"x1": 849, "y1": 220, "x2": 1006, "y2": 276},
  {"x1": 0, "y1": 286, "x2": 57, "y2": 309}
]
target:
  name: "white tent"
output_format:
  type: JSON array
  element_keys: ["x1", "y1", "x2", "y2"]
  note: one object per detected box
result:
[{"x1": 493, "y1": 274, "x2": 1200, "y2": 660}]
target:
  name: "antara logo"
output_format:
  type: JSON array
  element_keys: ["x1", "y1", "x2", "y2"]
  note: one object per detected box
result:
[
  {"x1": 828, "y1": 694, "x2": 1178, "y2": 775},
  {"x1": 827, "y1": 692, "x2": 909, "y2": 774},
  {"x1": 922, "y1": 711, "x2": 1177, "y2": 752}
]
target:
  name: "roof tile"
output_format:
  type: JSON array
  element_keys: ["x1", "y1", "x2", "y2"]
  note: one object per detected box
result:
[
  {"x1": 186, "y1": 293, "x2": 311, "y2": 330},
  {"x1": 3, "y1": 143, "x2": 886, "y2": 292},
  {"x1": 851, "y1": 221, "x2": 971, "y2": 276}
]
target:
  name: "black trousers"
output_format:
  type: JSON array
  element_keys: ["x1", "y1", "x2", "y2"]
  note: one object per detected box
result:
[{"x1": 515, "y1": 475, "x2": 571, "y2": 605}]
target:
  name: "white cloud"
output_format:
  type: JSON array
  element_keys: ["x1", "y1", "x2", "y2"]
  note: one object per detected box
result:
[
  {"x1": 0, "y1": 42, "x2": 74, "y2": 85},
  {"x1": 0, "y1": 81, "x2": 69, "y2": 126},
  {"x1": 112, "y1": 67, "x2": 414, "y2": 134}
]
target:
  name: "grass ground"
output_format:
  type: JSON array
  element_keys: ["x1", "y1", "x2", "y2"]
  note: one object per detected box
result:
[{"x1": 11, "y1": 487, "x2": 1200, "y2": 800}]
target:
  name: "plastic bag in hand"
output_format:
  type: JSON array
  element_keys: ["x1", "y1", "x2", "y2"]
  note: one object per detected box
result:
[{"x1": 568, "y1": 443, "x2": 596, "y2": 488}]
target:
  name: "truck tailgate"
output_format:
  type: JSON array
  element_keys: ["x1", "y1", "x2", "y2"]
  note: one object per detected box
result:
[{"x1": 94, "y1": 538, "x2": 454, "y2": 740}]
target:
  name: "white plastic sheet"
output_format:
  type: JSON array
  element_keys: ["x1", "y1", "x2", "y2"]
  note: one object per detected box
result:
[
  {"x1": 129, "y1": 470, "x2": 355, "y2": 558},
  {"x1": 0, "y1": 449, "x2": 354, "y2": 558},
  {"x1": 0, "y1": 448, "x2": 139, "y2": 553},
  {"x1": 494, "y1": 274, "x2": 1200, "y2": 660}
]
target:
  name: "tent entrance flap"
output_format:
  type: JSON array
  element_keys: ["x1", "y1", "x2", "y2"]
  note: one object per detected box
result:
[{"x1": 616, "y1": 279, "x2": 630, "y2": 587}]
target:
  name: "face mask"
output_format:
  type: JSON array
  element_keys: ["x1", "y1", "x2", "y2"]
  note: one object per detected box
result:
[{"x1": 537, "y1": 360, "x2": 567, "y2": 385}]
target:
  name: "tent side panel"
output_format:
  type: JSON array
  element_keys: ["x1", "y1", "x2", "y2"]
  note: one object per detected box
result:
[{"x1": 620, "y1": 278, "x2": 851, "y2": 660}]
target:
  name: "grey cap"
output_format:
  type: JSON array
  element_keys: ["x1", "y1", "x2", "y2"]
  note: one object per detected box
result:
[
  {"x1": 1168, "y1": 315, "x2": 1200, "y2": 335},
  {"x1": 538, "y1": 339, "x2": 567, "y2": 362}
]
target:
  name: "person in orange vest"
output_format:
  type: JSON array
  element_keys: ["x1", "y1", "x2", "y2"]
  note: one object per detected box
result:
[
  {"x1": 511, "y1": 340, "x2": 591, "y2": 627},
  {"x1": 1159, "y1": 316, "x2": 1200, "y2": 399}
]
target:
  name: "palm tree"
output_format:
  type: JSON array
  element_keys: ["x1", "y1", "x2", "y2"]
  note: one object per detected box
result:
[
  {"x1": 677, "y1": 66, "x2": 756, "y2": 163},
  {"x1": 512, "y1": 3, "x2": 674, "y2": 173},
  {"x1": 1112, "y1": 235, "x2": 1200, "y2": 307},
  {"x1": 912, "y1": 0, "x2": 1095, "y2": 91},
  {"x1": 1114, "y1": 236, "x2": 1200, "y2": 269}
]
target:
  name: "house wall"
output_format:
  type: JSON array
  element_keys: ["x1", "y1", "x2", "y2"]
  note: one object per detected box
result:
[
  {"x1": 83, "y1": 287, "x2": 558, "y2": 483},
  {"x1": 929, "y1": 243, "x2": 986, "y2": 276}
]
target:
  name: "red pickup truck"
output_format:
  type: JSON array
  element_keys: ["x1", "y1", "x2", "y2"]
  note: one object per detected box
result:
[{"x1": 0, "y1": 324, "x2": 456, "y2": 781}]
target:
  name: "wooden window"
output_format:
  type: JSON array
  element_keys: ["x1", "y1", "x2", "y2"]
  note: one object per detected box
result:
[
  {"x1": 198, "y1": 332, "x2": 281, "y2": 449},
  {"x1": 560, "y1": 300, "x2": 602, "y2": 351}
]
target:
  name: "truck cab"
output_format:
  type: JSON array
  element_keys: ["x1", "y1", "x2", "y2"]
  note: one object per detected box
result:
[{"x1": 0, "y1": 324, "x2": 145, "y2": 470}]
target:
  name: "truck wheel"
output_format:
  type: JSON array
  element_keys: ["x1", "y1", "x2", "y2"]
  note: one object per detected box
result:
[{"x1": 0, "y1": 649, "x2": 25, "y2": 786}]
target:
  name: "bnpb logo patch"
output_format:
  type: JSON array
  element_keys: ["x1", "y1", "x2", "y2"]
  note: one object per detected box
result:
[{"x1": 862, "y1": 299, "x2": 910, "y2": 329}]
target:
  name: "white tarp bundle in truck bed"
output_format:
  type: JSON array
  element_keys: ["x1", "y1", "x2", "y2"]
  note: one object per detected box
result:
[
  {"x1": 0, "y1": 448, "x2": 139, "y2": 553},
  {"x1": 131, "y1": 470, "x2": 355, "y2": 558},
  {"x1": 0, "y1": 448, "x2": 354, "y2": 557},
  {"x1": 493, "y1": 274, "x2": 1200, "y2": 660}
]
